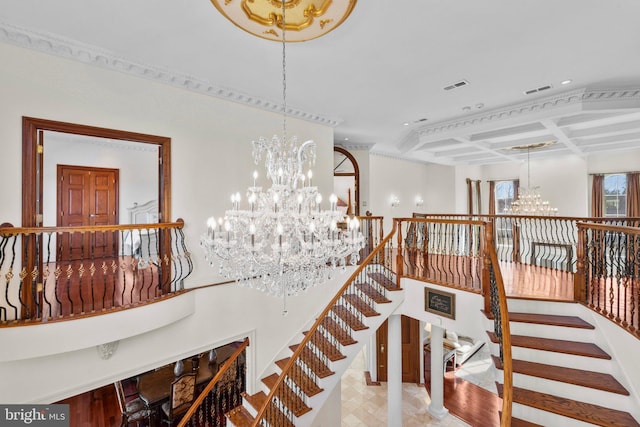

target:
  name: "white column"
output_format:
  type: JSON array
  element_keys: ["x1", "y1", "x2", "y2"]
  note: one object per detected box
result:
[
  {"x1": 428, "y1": 323, "x2": 449, "y2": 419},
  {"x1": 387, "y1": 314, "x2": 402, "y2": 427}
]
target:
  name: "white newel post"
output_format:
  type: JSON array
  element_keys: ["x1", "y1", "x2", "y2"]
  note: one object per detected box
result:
[
  {"x1": 428, "y1": 323, "x2": 449, "y2": 419},
  {"x1": 387, "y1": 313, "x2": 402, "y2": 426}
]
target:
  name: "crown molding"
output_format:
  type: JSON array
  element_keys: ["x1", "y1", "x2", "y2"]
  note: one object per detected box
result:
[
  {"x1": 335, "y1": 142, "x2": 376, "y2": 151},
  {"x1": 414, "y1": 87, "x2": 640, "y2": 141},
  {"x1": 0, "y1": 22, "x2": 342, "y2": 128}
]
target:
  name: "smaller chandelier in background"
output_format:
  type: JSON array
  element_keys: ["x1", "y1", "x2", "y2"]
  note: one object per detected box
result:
[
  {"x1": 201, "y1": 136, "x2": 365, "y2": 300},
  {"x1": 504, "y1": 141, "x2": 558, "y2": 216}
]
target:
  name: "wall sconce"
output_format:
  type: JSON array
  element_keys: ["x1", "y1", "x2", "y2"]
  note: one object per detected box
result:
[
  {"x1": 390, "y1": 196, "x2": 400, "y2": 208},
  {"x1": 415, "y1": 196, "x2": 424, "y2": 207}
]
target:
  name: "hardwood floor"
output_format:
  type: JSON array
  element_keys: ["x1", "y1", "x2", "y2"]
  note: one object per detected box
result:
[
  {"x1": 424, "y1": 348, "x2": 502, "y2": 427},
  {"x1": 57, "y1": 384, "x2": 124, "y2": 427}
]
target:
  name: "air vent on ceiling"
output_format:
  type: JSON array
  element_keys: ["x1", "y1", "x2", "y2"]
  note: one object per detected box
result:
[
  {"x1": 444, "y1": 80, "x2": 469, "y2": 91},
  {"x1": 524, "y1": 84, "x2": 552, "y2": 95}
]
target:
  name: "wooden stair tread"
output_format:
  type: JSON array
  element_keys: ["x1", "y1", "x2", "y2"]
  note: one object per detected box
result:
[
  {"x1": 289, "y1": 344, "x2": 335, "y2": 378},
  {"x1": 355, "y1": 282, "x2": 391, "y2": 304},
  {"x1": 508, "y1": 312, "x2": 594, "y2": 329},
  {"x1": 331, "y1": 305, "x2": 368, "y2": 331},
  {"x1": 343, "y1": 293, "x2": 379, "y2": 317},
  {"x1": 243, "y1": 390, "x2": 267, "y2": 411},
  {"x1": 492, "y1": 355, "x2": 629, "y2": 395},
  {"x1": 367, "y1": 272, "x2": 401, "y2": 291},
  {"x1": 275, "y1": 358, "x2": 324, "y2": 397},
  {"x1": 496, "y1": 383, "x2": 640, "y2": 427},
  {"x1": 486, "y1": 331, "x2": 611, "y2": 359},
  {"x1": 304, "y1": 330, "x2": 346, "y2": 362},
  {"x1": 508, "y1": 415, "x2": 543, "y2": 427},
  {"x1": 262, "y1": 373, "x2": 312, "y2": 417},
  {"x1": 225, "y1": 405, "x2": 255, "y2": 427},
  {"x1": 320, "y1": 316, "x2": 358, "y2": 346}
]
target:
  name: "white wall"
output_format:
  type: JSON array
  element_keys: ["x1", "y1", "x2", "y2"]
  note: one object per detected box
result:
[
  {"x1": 369, "y1": 155, "x2": 456, "y2": 232},
  {"x1": 0, "y1": 42, "x2": 337, "y2": 401}
]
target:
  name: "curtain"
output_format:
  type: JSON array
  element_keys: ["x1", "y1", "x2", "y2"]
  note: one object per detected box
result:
[
  {"x1": 466, "y1": 178, "x2": 473, "y2": 215},
  {"x1": 592, "y1": 174, "x2": 604, "y2": 217},
  {"x1": 627, "y1": 172, "x2": 640, "y2": 217},
  {"x1": 475, "y1": 180, "x2": 482, "y2": 215},
  {"x1": 488, "y1": 181, "x2": 496, "y2": 215}
]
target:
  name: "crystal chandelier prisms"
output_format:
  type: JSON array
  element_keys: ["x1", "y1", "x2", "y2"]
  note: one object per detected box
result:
[{"x1": 201, "y1": 135, "x2": 365, "y2": 298}]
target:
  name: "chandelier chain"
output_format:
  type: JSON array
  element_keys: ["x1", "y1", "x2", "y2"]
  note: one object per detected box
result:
[{"x1": 281, "y1": 0, "x2": 287, "y2": 143}]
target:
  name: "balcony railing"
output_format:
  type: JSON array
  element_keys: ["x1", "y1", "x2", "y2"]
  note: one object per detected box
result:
[
  {"x1": 576, "y1": 222, "x2": 640, "y2": 337},
  {"x1": 397, "y1": 218, "x2": 484, "y2": 292},
  {"x1": 0, "y1": 221, "x2": 192, "y2": 325}
]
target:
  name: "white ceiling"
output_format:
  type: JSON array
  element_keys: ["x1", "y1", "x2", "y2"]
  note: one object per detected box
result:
[{"x1": 2, "y1": 0, "x2": 640, "y2": 165}]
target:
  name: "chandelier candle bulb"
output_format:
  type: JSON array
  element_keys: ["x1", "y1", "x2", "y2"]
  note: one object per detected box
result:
[
  {"x1": 330, "y1": 194, "x2": 338, "y2": 211},
  {"x1": 253, "y1": 170, "x2": 258, "y2": 187},
  {"x1": 207, "y1": 217, "x2": 216, "y2": 238},
  {"x1": 307, "y1": 170, "x2": 312, "y2": 187}
]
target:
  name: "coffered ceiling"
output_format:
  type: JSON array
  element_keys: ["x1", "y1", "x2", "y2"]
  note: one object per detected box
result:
[{"x1": 1, "y1": 0, "x2": 639, "y2": 166}]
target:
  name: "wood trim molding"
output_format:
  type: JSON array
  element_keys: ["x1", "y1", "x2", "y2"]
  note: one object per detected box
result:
[
  {"x1": 22, "y1": 117, "x2": 171, "y2": 227},
  {"x1": 334, "y1": 146, "x2": 360, "y2": 216}
]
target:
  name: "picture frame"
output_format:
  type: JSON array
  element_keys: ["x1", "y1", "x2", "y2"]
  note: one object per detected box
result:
[{"x1": 424, "y1": 287, "x2": 456, "y2": 319}]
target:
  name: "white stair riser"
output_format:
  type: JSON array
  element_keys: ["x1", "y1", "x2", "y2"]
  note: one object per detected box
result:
[
  {"x1": 508, "y1": 322, "x2": 595, "y2": 342},
  {"x1": 511, "y1": 402, "x2": 602, "y2": 427},
  {"x1": 506, "y1": 299, "x2": 583, "y2": 315},
  {"x1": 511, "y1": 373, "x2": 634, "y2": 413},
  {"x1": 501, "y1": 344, "x2": 615, "y2": 373}
]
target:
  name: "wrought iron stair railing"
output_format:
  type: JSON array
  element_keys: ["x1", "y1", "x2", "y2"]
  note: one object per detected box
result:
[
  {"x1": 178, "y1": 338, "x2": 250, "y2": 427},
  {"x1": 221, "y1": 220, "x2": 399, "y2": 426}
]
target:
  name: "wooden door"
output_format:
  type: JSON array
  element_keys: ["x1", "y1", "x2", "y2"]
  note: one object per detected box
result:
[
  {"x1": 57, "y1": 165, "x2": 119, "y2": 260},
  {"x1": 376, "y1": 315, "x2": 420, "y2": 383}
]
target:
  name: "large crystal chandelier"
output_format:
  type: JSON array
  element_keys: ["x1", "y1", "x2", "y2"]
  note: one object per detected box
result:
[
  {"x1": 505, "y1": 143, "x2": 558, "y2": 216},
  {"x1": 201, "y1": 1, "x2": 364, "y2": 305}
]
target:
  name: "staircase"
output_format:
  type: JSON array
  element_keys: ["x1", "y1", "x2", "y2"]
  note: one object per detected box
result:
[
  {"x1": 226, "y1": 266, "x2": 404, "y2": 426},
  {"x1": 488, "y1": 299, "x2": 640, "y2": 426}
]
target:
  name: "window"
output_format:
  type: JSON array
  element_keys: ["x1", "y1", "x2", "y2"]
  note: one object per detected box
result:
[
  {"x1": 494, "y1": 180, "x2": 516, "y2": 214},
  {"x1": 604, "y1": 174, "x2": 627, "y2": 217}
]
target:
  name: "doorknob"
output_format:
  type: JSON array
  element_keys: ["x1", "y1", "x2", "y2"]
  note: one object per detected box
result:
[
  {"x1": 380, "y1": 344, "x2": 385, "y2": 353},
  {"x1": 89, "y1": 214, "x2": 96, "y2": 218}
]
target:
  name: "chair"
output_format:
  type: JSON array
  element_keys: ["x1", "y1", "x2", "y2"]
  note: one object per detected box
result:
[
  {"x1": 161, "y1": 372, "x2": 196, "y2": 426},
  {"x1": 114, "y1": 381, "x2": 151, "y2": 426}
]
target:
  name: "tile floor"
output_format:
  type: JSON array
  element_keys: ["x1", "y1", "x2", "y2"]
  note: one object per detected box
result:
[{"x1": 341, "y1": 344, "x2": 496, "y2": 426}]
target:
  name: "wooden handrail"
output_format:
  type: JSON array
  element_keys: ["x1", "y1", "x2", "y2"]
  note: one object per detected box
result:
[
  {"x1": 0, "y1": 220, "x2": 185, "y2": 236},
  {"x1": 177, "y1": 337, "x2": 250, "y2": 427},
  {"x1": 251, "y1": 219, "x2": 399, "y2": 426},
  {"x1": 484, "y1": 221, "x2": 513, "y2": 426}
]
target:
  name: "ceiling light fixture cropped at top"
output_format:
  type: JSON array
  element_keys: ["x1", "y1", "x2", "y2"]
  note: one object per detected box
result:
[
  {"x1": 210, "y1": 0, "x2": 358, "y2": 42},
  {"x1": 202, "y1": 0, "x2": 365, "y2": 314}
]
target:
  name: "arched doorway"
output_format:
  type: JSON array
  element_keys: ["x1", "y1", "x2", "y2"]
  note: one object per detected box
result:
[{"x1": 333, "y1": 146, "x2": 360, "y2": 216}]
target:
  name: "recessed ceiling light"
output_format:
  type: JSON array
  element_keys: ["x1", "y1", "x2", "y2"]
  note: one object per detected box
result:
[
  {"x1": 475, "y1": 103, "x2": 484, "y2": 109},
  {"x1": 403, "y1": 122, "x2": 410, "y2": 126},
  {"x1": 561, "y1": 79, "x2": 573, "y2": 85},
  {"x1": 344, "y1": 137, "x2": 349, "y2": 141},
  {"x1": 462, "y1": 106, "x2": 471, "y2": 112}
]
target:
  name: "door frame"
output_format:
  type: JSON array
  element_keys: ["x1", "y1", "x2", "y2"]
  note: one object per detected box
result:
[
  {"x1": 376, "y1": 315, "x2": 421, "y2": 383},
  {"x1": 22, "y1": 116, "x2": 171, "y2": 228}
]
